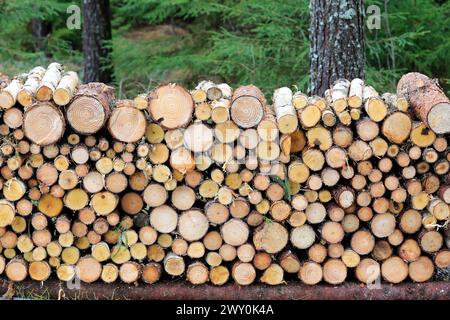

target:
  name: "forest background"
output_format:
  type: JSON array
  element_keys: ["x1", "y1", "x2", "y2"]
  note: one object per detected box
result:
[{"x1": 0, "y1": 0, "x2": 448, "y2": 98}]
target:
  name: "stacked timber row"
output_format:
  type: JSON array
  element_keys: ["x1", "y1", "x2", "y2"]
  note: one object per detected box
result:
[{"x1": 0, "y1": 65, "x2": 448, "y2": 286}]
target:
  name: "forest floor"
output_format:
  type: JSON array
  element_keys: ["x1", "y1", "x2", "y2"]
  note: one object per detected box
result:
[{"x1": 0, "y1": 278, "x2": 449, "y2": 300}]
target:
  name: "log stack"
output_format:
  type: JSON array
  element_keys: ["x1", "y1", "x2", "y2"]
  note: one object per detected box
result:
[{"x1": 0, "y1": 64, "x2": 448, "y2": 286}]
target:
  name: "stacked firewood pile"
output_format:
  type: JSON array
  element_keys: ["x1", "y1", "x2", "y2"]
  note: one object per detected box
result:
[{"x1": 0, "y1": 63, "x2": 448, "y2": 286}]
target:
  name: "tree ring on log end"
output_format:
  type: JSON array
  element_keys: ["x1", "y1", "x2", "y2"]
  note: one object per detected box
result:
[
  {"x1": 67, "y1": 96, "x2": 106, "y2": 134},
  {"x1": 231, "y1": 96, "x2": 264, "y2": 128},
  {"x1": 148, "y1": 84, "x2": 194, "y2": 129},
  {"x1": 428, "y1": 102, "x2": 450, "y2": 134},
  {"x1": 108, "y1": 107, "x2": 147, "y2": 143},
  {"x1": 23, "y1": 102, "x2": 65, "y2": 146}
]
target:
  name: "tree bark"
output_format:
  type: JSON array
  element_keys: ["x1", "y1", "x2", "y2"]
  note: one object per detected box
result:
[
  {"x1": 31, "y1": 19, "x2": 50, "y2": 52},
  {"x1": 309, "y1": 0, "x2": 365, "y2": 96},
  {"x1": 82, "y1": 0, "x2": 114, "y2": 83}
]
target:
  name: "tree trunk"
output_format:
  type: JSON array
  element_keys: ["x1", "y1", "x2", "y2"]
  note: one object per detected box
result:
[
  {"x1": 31, "y1": 19, "x2": 50, "y2": 52},
  {"x1": 82, "y1": 0, "x2": 113, "y2": 83},
  {"x1": 309, "y1": 0, "x2": 365, "y2": 96}
]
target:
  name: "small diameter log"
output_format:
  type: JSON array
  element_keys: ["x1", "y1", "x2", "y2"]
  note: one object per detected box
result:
[
  {"x1": 3, "y1": 178, "x2": 26, "y2": 202},
  {"x1": 341, "y1": 249, "x2": 360, "y2": 268},
  {"x1": 170, "y1": 147, "x2": 195, "y2": 174},
  {"x1": 397, "y1": 72, "x2": 450, "y2": 134},
  {"x1": 108, "y1": 103, "x2": 146, "y2": 143},
  {"x1": 99, "y1": 263, "x2": 119, "y2": 283},
  {"x1": 348, "y1": 78, "x2": 364, "y2": 108},
  {"x1": 299, "y1": 104, "x2": 321, "y2": 128},
  {"x1": 399, "y1": 209, "x2": 422, "y2": 234},
  {"x1": 17, "y1": 66, "x2": 46, "y2": 107},
  {"x1": 279, "y1": 251, "x2": 301, "y2": 273},
  {"x1": 164, "y1": 253, "x2": 185, "y2": 276},
  {"x1": 23, "y1": 102, "x2": 65, "y2": 145},
  {"x1": 171, "y1": 186, "x2": 196, "y2": 210},
  {"x1": 292, "y1": 91, "x2": 308, "y2": 110},
  {"x1": 5, "y1": 258, "x2": 28, "y2": 282},
  {"x1": 428, "y1": 198, "x2": 449, "y2": 221},
  {"x1": 370, "y1": 213, "x2": 396, "y2": 238},
  {"x1": 363, "y1": 86, "x2": 387, "y2": 122},
  {"x1": 196, "y1": 80, "x2": 222, "y2": 101},
  {"x1": 299, "y1": 261, "x2": 323, "y2": 285},
  {"x1": 230, "y1": 85, "x2": 265, "y2": 128},
  {"x1": 253, "y1": 221, "x2": 288, "y2": 254},
  {"x1": 217, "y1": 83, "x2": 232, "y2": 100},
  {"x1": 0, "y1": 200, "x2": 15, "y2": 227},
  {"x1": 356, "y1": 118, "x2": 379, "y2": 142},
  {"x1": 290, "y1": 224, "x2": 315, "y2": 249},
  {"x1": 409, "y1": 256, "x2": 434, "y2": 282},
  {"x1": 305, "y1": 202, "x2": 326, "y2": 224},
  {"x1": 331, "y1": 79, "x2": 350, "y2": 112},
  {"x1": 36, "y1": 163, "x2": 58, "y2": 186},
  {"x1": 381, "y1": 256, "x2": 408, "y2": 284},
  {"x1": 119, "y1": 261, "x2": 141, "y2": 284},
  {"x1": 323, "y1": 259, "x2": 347, "y2": 285},
  {"x1": 134, "y1": 94, "x2": 149, "y2": 110},
  {"x1": 53, "y1": 71, "x2": 79, "y2": 106},
  {"x1": 0, "y1": 79, "x2": 23, "y2": 109},
  {"x1": 306, "y1": 129, "x2": 331, "y2": 156},
  {"x1": 232, "y1": 262, "x2": 256, "y2": 285},
  {"x1": 321, "y1": 221, "x2": 344, "y2": 244},
  {"x1": 90, "y1": 192, "x2": 119, "y2": 216},
  {"x1": 36, "y1": 63, "x2": 63, "y2": 101},
  {"x1": 150, "y1": 205, "x2": 178, "y2": 234},
  {"x1": 64, "y1": 188, "x2": 89, "y2": 211},
  {"x1": 141, "y1": 262, "x2": 162, "y2": 284},
  {"x1": 3, "y1": 107, "x2": 23, "y2": 129},
  {"x1": 178, "y1": 210, "x2": 209, "y2": 242},
  {"x1": 382, "y1": 92, "x2": 409, "y2": 112},
  {"x1": 184, "y1": 122, "x2": 214, "y2": 153},
  {"x1": 67, "y1": 82, "x2": 114, "y2": 134},
  {"x1": 410, "y1": 122, "x2": 436, "y2": 147},
  {"x1": 260, "y1": 263, "x2": 284, "y2": 285},
  {"x1": 355, "y1": 259, "x2": 382, "y2": 286},
  {"x1": 333, "y1": 186, "x2": 355, "y2": 209},
  {"x1": 210, "y1": 266, "x2": 230, "y2": 286},
  {"x1": 221, "y1": 218, "x2": 249, "y2": 247},
  {"x1": 211, "y1": 99, "x2": 230, "y2": 123},
  {"x1": 148, "y1": 84, "x2": 194, "y2": 129},
  {"x1": 186, "y1": 262, "x2": 209, "y2": 285},
  {"x1": 399, "y1": 239, "x2": 421, "y2": 262},
  {"x1": 273, "y1": 87, "x2": 298, "y2": 134},
  {"x1": 351, "y1": 230, "x2": 375, "y2": 255},
  {"x1": 57, "y1": 264, "x2": 76, "y2": 282},
  {"x1": 205, "y1": 202, "x2": 229, "y2": 225},
  {"x1": 29, "y1": 261, "x2": 51, "y2": 281},
  {"x1": 419, "y1": 230, "x2": 443, "y2": 253},
  {"x1": 257, "y1": 108, "x2": 278, "y2": 141},
  {"x1": 76, "y1": 255, "x2": 102, "y2": 283},
  {"x1": 382, "y1": 112, "x2": 412, "y2": 144},
  {"x1": 434, "y1": 250, "x2": 450, "y2": 269},
  {"x1": 83, "y1": 171, "x2": 105, "y2": 194}
]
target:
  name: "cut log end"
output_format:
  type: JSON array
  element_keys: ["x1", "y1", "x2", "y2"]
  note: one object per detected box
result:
[
  {"x1": 23, "y1": 103, "x2": 65, "y2": 146},
  {"x1": 148, "y1": 84, "x2": 194, "y2": 129},
  {"x1": 67, "y1": 97, "x2": 106, "y2": 134},
  {"x1": 427, "y1": 102, "x2": 450, "y2": 134}
]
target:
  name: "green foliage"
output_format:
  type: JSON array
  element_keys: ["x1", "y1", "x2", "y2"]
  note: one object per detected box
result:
[
  {"x1": 0, "y1": 0, "x2": 448, "y2": 96},
  {"x1": 111, "y1": 0, "x2": 310, "y2": 97},
  {"x1": 0, "y1": 0, "x2": 81, "y2": 75},
  {"x1": 365, "y1": 0, "x2": 450, "y2": 93}
]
